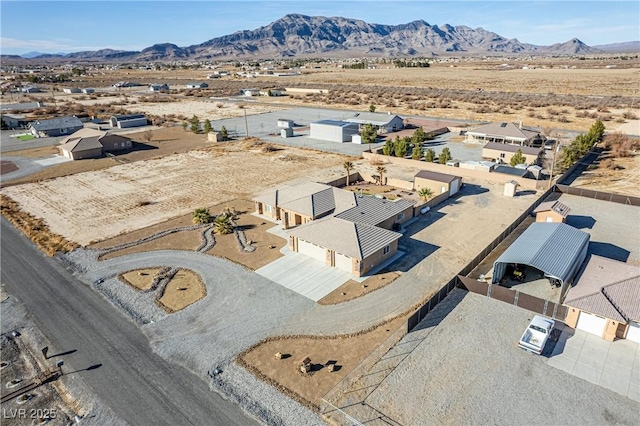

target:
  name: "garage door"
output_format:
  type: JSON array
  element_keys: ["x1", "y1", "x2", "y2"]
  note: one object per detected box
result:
[
  {"x1": 575, "y1": 312, "x2": 607, "y2": 337},
  {"x1": 626, "y1": 322, "x2": 640, "y2": 343},
  {"x1": 335, "y1": 252, "x2": 352, "y2": 273},
  {"x1": 450, "y1": 179, "x2": 460, "y2": 196},
  {"x1": 298, "y1": 240, "x2": 326, "y2": 263}
]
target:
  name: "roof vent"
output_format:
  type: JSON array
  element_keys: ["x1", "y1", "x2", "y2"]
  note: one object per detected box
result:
[{"x1": 500, "y1": 122, "x2": 507, "y2": 127}]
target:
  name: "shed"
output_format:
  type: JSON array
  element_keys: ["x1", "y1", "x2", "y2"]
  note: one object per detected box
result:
[
  {"x1": 277, "y1": 119, "x2": 294, "y2": 129},
  {"x1": 533, "y1": 201, "x2": 570, "y2": 223},
  {"x1": 110, "y1": 114, "x2": 147, "y2": 129},
  {"x1": 414, "y1": 170, "x2": 462, "y2": 197},
  {"x1": 281, "y1": 128, "x2": 293, "y2": 138},
  {"x1": 208, "y1": 132, "x2": 223, "y2": 142},
  {"x1": 310, "y1": 120, "x2": 359, "y2": 143},
  {"x1": 492, "y1": 222, "x2": 590, "y2": 289},
  {"x1": 504, "y1": 180, "x2": 518, "y2": 197},
  {"x1": 63, "y1": 88, "x2": 81, "y2": 93}
]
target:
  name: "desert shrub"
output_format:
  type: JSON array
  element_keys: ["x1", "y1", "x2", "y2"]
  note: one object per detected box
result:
[{"x1": 622, "y1": 111, "x2": 638, "y2": 119}]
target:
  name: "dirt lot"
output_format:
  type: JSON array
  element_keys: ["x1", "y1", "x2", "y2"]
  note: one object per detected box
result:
[
  {"x1": 157, "y1": 269, "x2": 206, "y2": 313},
  {"x1": 1, "y1": 143, "x2": 346, "y2": 246},
  {"x1": 318, "y1": 270, "x2": 400, "y2": 305},
  {"x1": 0, "y1": 160, "x2": 18, "y2": 174},
  {"x1": 119, "y1": 268, "x2": 162, "y2": 291},
  {"x1": 571, "y1": 153, "x2": 640, "y2": 196}
]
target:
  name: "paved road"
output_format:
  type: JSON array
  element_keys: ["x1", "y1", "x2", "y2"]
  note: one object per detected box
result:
[{"x1": 0, "y1": 218, "x2": 258, "y2": 426}]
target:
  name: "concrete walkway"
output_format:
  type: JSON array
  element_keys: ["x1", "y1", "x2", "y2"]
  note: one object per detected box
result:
[{"x1": 548, "y1": 328, "x2": 640, "y2": 402}]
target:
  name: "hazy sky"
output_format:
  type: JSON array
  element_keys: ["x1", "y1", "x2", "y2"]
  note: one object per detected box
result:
[{"x1": 1, "y1": 1, "x2": 638, "y2": 55}]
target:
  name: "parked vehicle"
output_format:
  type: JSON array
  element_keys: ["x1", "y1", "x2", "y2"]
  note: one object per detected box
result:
[{"x1": 518, "y1": 315, "x2": 555, "y2": 354}]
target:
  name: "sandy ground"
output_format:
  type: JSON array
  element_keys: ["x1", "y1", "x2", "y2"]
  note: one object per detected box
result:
[
  {"x1": 1, "y1": 145, "x2": 347, "y2": 245},
  {"x1": 571, "y1": 154, "x2": 640, "y2": 196},
  {"x1": 157, "y1": 269, "x2": 206, "y2": 313},
  {"x1": 318, "y1": 271, "x2": 400, "y2": 305},
  {"x1": 120, "y1": 268, "x2": 161, "y2": 291},
  {"x1": 126, "y1": 100, "x2": 285, "y2": 121}
]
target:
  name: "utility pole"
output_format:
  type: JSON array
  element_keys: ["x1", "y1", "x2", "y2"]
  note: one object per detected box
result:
[
  {"x1": 547, "y1": 139, "x2": 560, "y2": 190},
  {"x1": 244, "y1": 108, "x2": 249, "y2": 139}
]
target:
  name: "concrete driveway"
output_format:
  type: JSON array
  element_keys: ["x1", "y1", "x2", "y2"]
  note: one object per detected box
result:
[
  {"x1": 255, "y1": 252, "x2": 354, "y2": 301},
  {"x1": 548, "y1": 327, "x2": 640, "y2": 402}
]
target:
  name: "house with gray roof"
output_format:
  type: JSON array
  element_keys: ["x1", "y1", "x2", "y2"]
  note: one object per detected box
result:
[
  {"x1": 345, "y1": 112, "x2": 404, "y2": 133},
  {"x1": 29, "y1": 116, "x2": 83, "y2": 137},
  {"x1": 564, "y1": 255, "x2": 640, "y2": 342},
  {"x1": 482, "y1": 141, "x2": 543, "y2": 165},
  {"x1": 465, "y1": 122, "x2": 545, "y2": 146},
  {"x1": 58, "y1": 128, "x2": 132, "y2": 160},
  {"x1": 253, "y1": 181, "x2": 415, "y2": 276}
]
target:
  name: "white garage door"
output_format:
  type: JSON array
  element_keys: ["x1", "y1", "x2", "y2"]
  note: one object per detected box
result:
[
  {"x1": 450, "y1": 179, "x2": 460, "y2": 196},
  {"x1": 298, "y1": 240, "x2": 326, "y2": 263},
  {"x1": 626, "y1": 322, "x2": 640, "y2": 343},
  {"x1": 335, "y1": 252, "x2": 352, "y2": 273},
  {"x1": 575, "y1": 312, "x2": 607, "y2": 337}
]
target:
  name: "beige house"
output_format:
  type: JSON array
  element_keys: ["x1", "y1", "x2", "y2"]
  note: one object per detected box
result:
[
  {"x1": 414, "y1": 170, "x2": 462, "y2": 197},
  {"x1": 564, "y1": 255, "x2": 640, "y2": 342},
  {"x1": 465, "y1": 122, "x2": 545, "y2": 146},
  {"x1": 482, "y1": 142, "x2": 543, "y2": 165},
  {"x1": 58, "y1": 128, "x2": 132, "y2": 160},
  {"x1": 253, "y1": 181, "x2": 415, "y2": 276},
  {"x1": 533, "y1": 200, "x2": 570, "y2": 223}
]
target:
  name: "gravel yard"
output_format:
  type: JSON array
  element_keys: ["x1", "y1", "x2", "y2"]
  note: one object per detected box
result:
[{"x1": 363, "y1": 289, "x2": 640, "y2": 426}]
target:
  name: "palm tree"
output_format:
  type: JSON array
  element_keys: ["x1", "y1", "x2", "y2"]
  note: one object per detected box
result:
[
  {"x1": 417, "y1": 187, "x2": 433, "y2": 201},
  {"x1": 343, "y1": 161, "x2": 354, "y2": 186},
  {"x1": 376, "y1": 166, "x2": 387, "y2": 186},
  {"x1": 192, "y1": 207, "x2": 212, "y2": 224},
  {"x1": 213, "y1": 214, "x2": 234, "y2": 234}
]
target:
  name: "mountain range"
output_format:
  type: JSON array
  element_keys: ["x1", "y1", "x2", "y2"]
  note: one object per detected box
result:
[{"x1": 12, "y1": 14, "x2": 639, "y2": 61}]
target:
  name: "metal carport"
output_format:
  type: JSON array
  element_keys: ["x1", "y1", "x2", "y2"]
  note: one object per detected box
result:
[{"x1": 492, "y1": 222, "x2": 590, "y2": 288}]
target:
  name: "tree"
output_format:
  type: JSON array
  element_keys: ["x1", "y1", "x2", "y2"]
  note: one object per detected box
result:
[
  {"x1": 376, "y1": 166, "x2": 387, "y2": 186},
  {"x1": 510, "y1": 149, "x2": 527, "y2": 166},
  {"x1": 417, "y1": 187, "x2": 433, "y2": 201},
  {"x1": 181, "y1": 121, "x2": 188, "y2": 132},
  {"x1": 411, "y1": 126, "x2": 427, "y2": 145},
  {"x1": 192, "y1": 208, "x2": 212, "y2": 224},
  {"x1": 438, "y1": 147, "x2": 452, "y2": 164},
  {"x1": 590, "y1": 120, "x2": 605, "y2": 142},
  {"x1": 213, "y1": 214, "x2": 234, "y2": 235},
  {"x1": 343, "y1": 161, "x2": 354, "y2": 186},
  {"x1": 382, "y1": 138, "x2": 394, "y2": 156},
  {"x1": 369, "y1": 104, "x2": 376, "y2": 113},
  {"x1": 424, "y1": 148, "x2": 436, "y2": 163},
  {"x1": 361, "y1": 123, "x2": 378, "y2": 151},
  {"x1": 189, "y1": 115, "x2": 200, "y2": 133},
  {"x1": 220, "y1": 126, "x2": 228, "y2": 141},
  {"x1": 203, "y1": 119, "x2": 212, "y2": 134},
  {"x1": 394, "y1": 137, "x2": 409, "y2": 157},
  {"x1": 411, "y1": 145, "x2": 422, "y2": 160}
]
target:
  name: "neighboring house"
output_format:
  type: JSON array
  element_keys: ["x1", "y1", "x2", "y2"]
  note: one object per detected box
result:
[
  {"x1": 310, "y1": 120, "x2": 359, "y2": 143},
  {"x1": 58, "y1": 128, "x2": 132, "y2": 160},
  {"x1": 81, "y1": 88, "x2": 95, "y2": 94},
  {"x1": 240, "y1": 88, "x2": 260, "y2": 96},
  {"x1": 110, "y1": 114, "x2": 147, "y2": 129},
  {"x1": 29, "y1": 116, "x2": 83, "y2": 138},
  {"x1": 21, "y1": 86, "x2": 41, "y2": 93},
  {"x1": 492, "y1": 165, "x2": 534, "y2": 179},
  {"x1": 149, "y1": 83, "x2": 169, "y2": 92},
  {"x1": 482, "y1": 142, "x2": 543, "y2": 165},
  {"x1": 74, "y1": 114, "x2": 91, "y2": 123},
  {"x1": 345, "y1": 112, "x2": 404, "y2": 133},
  {"x1": 186, "y1": 82, "x2": 208, "y2": 89},
  {"x1": 1, "y1": 114, "x2": 27, "y2": 129},
  {"x1": 414, "y1": 170, "x2": 462, "y2": 197},
  {"x1": 533, "y1": 201, "x2": 571, "y2": 223},
  {"x1": 564, "y1": 255, "x2": 640, "y2": 342},
  {"x1": 253, "y1": 181, "x2": 415, "y2": 276},
  {"x1": 0, "y1": 102, "x2": 43, "y2": 112},
  {"x1": 62, "y1": 88, "x2": 81, "y2": 93},
  {"x1": 465, "y1": 122, "x2": 545, "y2": 146},
  {"x1": 492, "y1": 222, "x2": 590, "y2": 291}
]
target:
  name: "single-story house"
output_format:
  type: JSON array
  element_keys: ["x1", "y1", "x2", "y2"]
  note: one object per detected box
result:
[
  {"x1": 110, "y1": 114, "x2": 147, "y2": 129},
  {"x1": 413, "y1": 170, "x2": 462, "y2": 197},
  {"x1": 465, "y1": 122, "x2": 545, "y2": 146},
  {"x1": 345, "y1": 112, "x2": 404, "y2": 133},
  {"x1": 1, "y1": 114, "x2": 27, "y2": 129},
  {"x1": 58, "y1": 128, "x2": 132, "y2": 160},
  {"x1": 492, "y1": 165, "x2": 534, "y2": 178},
  {"x1": 81, "y1": 88, "x2": 95, "y2": 94},
  {"x1": 492, "y1": 222, "x2": 590, "y2": 291},
  {"x1": 253, "y1": 181, "x2": 415, "y2": 276},
  {"x1": 0, "y1": 102, "x2": 43, "y2": 112},
  {"x1": 533, "y1": 200, "x2": 571, "y2": 223},
  {"x1": 149, "y1": 83, "x2": 169, "y2": 92},
  {"x1": 259, "y1": 88, "x2": 285, "y2": 96},
  {"x1": 29, "y1": 116, "x2": 84, "y2": 138},
  {"x1": 74, "y1": 114, "x2": 92, "y2": 123},
  {"x1": 186, "y1": 82, "x2": 208, "y2": 89},
  {"x1": 62, "y1": 88, "x2": 81, "y2": 93},
  {"x1": 21, "y1": 86, "x2": 41, "y2": 93},
  {"x1": 482, "y1": 142, "x2": 543, "y2": 165},
  {"x1": 240, "y1": 88, "x2": 260, "y2": 96},
  {"x1": 564, "y1": 255, "x2": 640, "y2": 342},
  {"x1": 310, "y1": 120, "x2": 360, "y2": 143}
]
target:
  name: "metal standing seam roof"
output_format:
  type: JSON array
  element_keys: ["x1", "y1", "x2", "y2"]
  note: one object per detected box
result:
[
  {"x1": 334, "y1": 195, "x2": 415, "y2": 226},
  {"x1": 533, "y1": 201, "x2": 571, "y2": 218},
  {"x1": 483, "y1": 142, "x2": 542, "y2": 156},
  {"x1": 30, "y1": 116, "x2": 83, "y2": 131},
  {"x1": 313, "y1": 119, "x2": 358, "y2": 128},
  {"x1": 345, "y1": 112, "x2": 403, "y2": 126},
  {"x1": 492, "y1": 222, "x2": 590, "y2": 285},
  {"x1": 111, "y1": 114, "x2": 147, "y2": 121},
  {"x1": 467, "y1": 122, "x2": 541, "y2": 140},
  {"x1": 288, "y1": 217, "x2": 401, "y2": 259}
]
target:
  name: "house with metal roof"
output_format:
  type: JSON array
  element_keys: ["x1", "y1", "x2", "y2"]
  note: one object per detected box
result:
[
  {"x1": 482, "y1": 141, "x2": 543, "y2": 165},
  {"x1": 253, "y1": 181, "x2": 415, "y2": 276},
  {"x1": 564, "y1": 255, "x2": 640, "y2": 342},
  {"x1": 345, "y1": 112, "x2": 404, "y2": 133},
  {"x1": 58, "y1": 128, "x2": 132, "y2": 160},
  {"x1": 465, "y1": 122, "x2": 545, "y2": 146},
  {"x1": 310, "y1": 119, "x2": 360, "y2": 143},
  {"x1": 533, "y1": 201, "x2": 571, "y2": 223},
  {"x1": 29, "y1": 116, "x2": 84, "y2": 137},
  {"x1": 492, "y1": 222, "x2": 590, "y2": 290},
  {"x1": 110, "y1": 114, "x2": 147, "y2": 129}
]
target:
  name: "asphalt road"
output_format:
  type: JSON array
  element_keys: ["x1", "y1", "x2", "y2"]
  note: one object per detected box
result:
[{"x1": 0, "y1": 218, "x2": 259, "y2": 426}]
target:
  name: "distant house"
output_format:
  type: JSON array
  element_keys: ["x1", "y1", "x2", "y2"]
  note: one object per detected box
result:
[
  {"x1": 0, "y1": 102, "x2": 43, "y2": 112},
  {"x1": 482, "y1": 142, "x2": 543, "y2": 165},
  {"x1": 81, "y1": 88, "x2": 95, "y2": 94},
  {"x1": 149, "y1": 83, "x2": 169, "y2": 92},
  {"x1": 492, "y1": 165, "x2": 534, "y2": 178},
  {"x1": 413, "y1": 170, "x2": 463, "y2": 197},
  {"x1": 564, "y1": 255, "x2": 640, "y2": 342},
  {"x1": 58, "y1": 128, "x2": 132, "y2": 160},
  {"x1": 29, "y1": 116, "x2": 83, "y2": 138},
  {"x1": 240, "y1": 88, "x2": 260, "y2": 96},
  {"x1": 259, "y1": 88, "x2": 285, "y2": 96},
  {"x1": 465, "y1": 122, "x2": 545, "y2": 146},
  {"x1": 310, "y1": 120, "x2": 359, "y2": 143},
  {"x1": 21, "y1": 86, "x2": 41, "y2": 93},
  {"x1": 1, "y1": 114, "x2": 27, "y2": 129},
  {"x1": 533, "y1": 201, "x2": 570, "y2": 223},
  {"x1": 345, "y1": 112, "x2": 404, "y2": 133},
  {"x1": 62, "y1": 88, "x2": 81, "y2": 93},
  {"x1": 186, "y1": 82, "x2": 208, "y2": 89},
  {"x1": 110, "y1": 114, "x2": 147, "y2": 129}
]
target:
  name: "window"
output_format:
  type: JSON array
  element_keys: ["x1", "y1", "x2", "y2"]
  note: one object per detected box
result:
[
  {"x1": 396, "y1": 212, "x2": 404, "y2": 220},
  {"x1": 265, "y1": 204, "x2": 272, "y2": 213},
  {"x1": 500, "y1": 153, "x2": 506, "y2": 158},
  {"x1": 383, "y1": 245, "x2": 390, "y2": 255}
]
